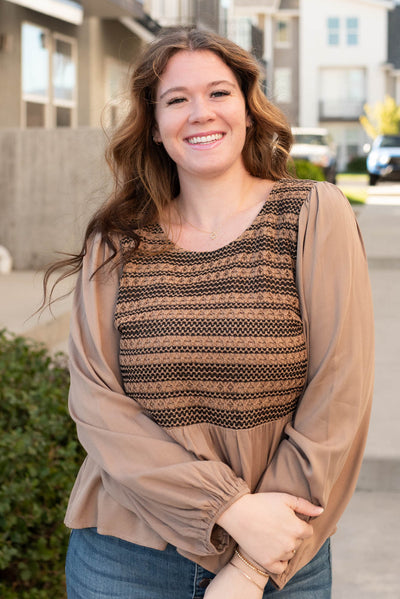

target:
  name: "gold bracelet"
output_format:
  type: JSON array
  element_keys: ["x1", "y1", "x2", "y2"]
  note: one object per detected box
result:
[
  {"x1": 228, "y1": 561, "x2": 265, "y2": 591},
  {"x1": 234, "y1": 549, "x2": 270, "y2": 578}
]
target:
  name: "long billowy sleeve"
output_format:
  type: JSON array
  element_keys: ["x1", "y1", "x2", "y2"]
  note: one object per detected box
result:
[
  {"x1": 257, "y1": 182, "x2": 374, "y2": 586},
  {"x1": 67, "y1": 234, "x2": 250, "y2": 556}
]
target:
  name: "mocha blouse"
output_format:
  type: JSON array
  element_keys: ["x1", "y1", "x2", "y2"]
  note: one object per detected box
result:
[{"x1": 64, "y1": 179, "x2": 374, "y2": 589}]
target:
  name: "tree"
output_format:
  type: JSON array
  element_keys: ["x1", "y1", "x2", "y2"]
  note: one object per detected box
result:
[{"x1": 359, "y1": 95, "x2": 400, "y2": 139}]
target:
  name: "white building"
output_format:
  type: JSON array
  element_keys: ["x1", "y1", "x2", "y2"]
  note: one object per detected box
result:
[
  {"x1": 229, "y1": 0, "x2": 395, "y2": 170},
  {"x1": 299, "y1": 0, "x2": 395, "y2": 169}
]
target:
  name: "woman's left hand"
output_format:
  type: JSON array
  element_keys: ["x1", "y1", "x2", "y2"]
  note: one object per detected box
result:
[{"x1": 204, "y1": 563, "x2": 265, "y2": 599}]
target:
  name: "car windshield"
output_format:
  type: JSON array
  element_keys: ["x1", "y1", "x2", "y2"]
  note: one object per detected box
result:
[
  {"x1": 293, "y1": 134, "x2": 328, "y2": 146},
  {"x1": 378, "y1": 136, "x2": 400, "y2": 148}
]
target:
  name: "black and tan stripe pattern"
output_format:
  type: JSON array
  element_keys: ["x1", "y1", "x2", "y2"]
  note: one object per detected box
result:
[{"x1": 115, "y1": 178, "x2": 315, "y2": 429}]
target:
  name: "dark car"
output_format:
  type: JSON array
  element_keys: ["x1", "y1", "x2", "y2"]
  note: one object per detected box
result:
[{"x1": 366, "y1": 135, "x2": 400, "y2": 185}]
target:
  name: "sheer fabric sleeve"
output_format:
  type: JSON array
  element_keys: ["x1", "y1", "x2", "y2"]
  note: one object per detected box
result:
[
  {"x1": 257, "y1": 182, "x2": 374, "y2": 527},
  {"x1": 67, "y1": 234, "x2": 250, "y2": 556}
]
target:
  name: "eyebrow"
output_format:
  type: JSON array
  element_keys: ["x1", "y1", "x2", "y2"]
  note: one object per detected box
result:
[{"x1": 159, "y1": 80, "x2": 236, "y2": 100}]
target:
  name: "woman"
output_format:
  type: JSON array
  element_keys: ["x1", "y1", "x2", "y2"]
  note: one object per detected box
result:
[{"x1": 52, "y1": 28, "x2": 374, "y2": 598}]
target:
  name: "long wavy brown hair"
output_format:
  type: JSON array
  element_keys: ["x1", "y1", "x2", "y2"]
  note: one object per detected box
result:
[{"x1": 42, "y1": 27, "x2": 293, "y2": 304}]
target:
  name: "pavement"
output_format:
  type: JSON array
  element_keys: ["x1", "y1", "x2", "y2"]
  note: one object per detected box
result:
[
  {"x1": 1, "y1": 187, "x2": 400, "y2": 597},
  {"x1": 0, "y1": 269, "x2": 73, "y2": 353},
  {"x1": 332, "y1": 196, "x2": 400, "y2": 599}
]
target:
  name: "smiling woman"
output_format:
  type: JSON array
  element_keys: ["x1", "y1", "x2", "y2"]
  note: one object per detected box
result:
[
  {"x1": 42, "y1": 27, "x2": 374, "y2": 599},
  {"x1": 153, "y1": 52, "x2": 248, "y2": 176}
]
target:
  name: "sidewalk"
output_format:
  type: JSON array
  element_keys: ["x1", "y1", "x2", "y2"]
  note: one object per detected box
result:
[
  {"x1": 332, "y1": 201, "x2": 400, "y2": 598},
  {"x1": 366, "y1": 182, "x2": 400, "y2": 206},
  {"x1": 0, "y1": 269, "x2": 73, "y2": 353},
  {"x1": 1, "y1": 201, "x2": 400, "y2": 597}
]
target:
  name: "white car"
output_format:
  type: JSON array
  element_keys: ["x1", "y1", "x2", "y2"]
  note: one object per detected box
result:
[{"x1": 290, "y1": 127, "x2": 337, "y2": 183}]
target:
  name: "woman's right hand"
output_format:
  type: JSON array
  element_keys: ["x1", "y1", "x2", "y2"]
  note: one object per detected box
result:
[{"x1": 217, "y1": 492, "x2": 323, "y2": 575}]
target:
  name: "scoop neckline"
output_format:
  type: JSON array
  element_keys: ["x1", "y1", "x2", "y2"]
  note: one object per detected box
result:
[{"x1": 154, "y1": 178, "x2": 284, "y2": 257}]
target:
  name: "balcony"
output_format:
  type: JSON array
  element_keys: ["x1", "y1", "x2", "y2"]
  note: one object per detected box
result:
[{"x1": 319, "y1": 99, "x2": 365, "y2": 121}]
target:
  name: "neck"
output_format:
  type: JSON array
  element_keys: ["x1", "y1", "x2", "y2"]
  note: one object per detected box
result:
[{"x1": 176, "y1": 165, "x2": 257, "y2": 230}]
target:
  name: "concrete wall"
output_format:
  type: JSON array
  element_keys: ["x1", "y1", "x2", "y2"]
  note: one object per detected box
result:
[{"x1": 0, "y1": 128, "x2": 111, "y2": 269}]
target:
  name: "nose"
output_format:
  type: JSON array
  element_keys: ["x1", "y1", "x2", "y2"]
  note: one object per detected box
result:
[{"x1": 188, "y1": 96, "x2": 215, "y2": 124}]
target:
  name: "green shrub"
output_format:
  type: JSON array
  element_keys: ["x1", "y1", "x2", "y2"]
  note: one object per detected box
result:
[
  {"x1": 346, "y1": 156, "x2": 367, "y2": 173},
  {"x1": 0, "y1": 330, "x2": 84, "y2": 599},
  {"x1": 288, "y1": 159, "x2": 325, "y2": 181}
]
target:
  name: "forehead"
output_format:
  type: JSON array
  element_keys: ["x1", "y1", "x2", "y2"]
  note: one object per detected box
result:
[{"x1": 156, "y1": 50, "x2": 239, "y2": 95}]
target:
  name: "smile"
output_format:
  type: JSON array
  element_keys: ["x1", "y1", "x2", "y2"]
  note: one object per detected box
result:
[{"x1": 186, "y1": 133, "x2": 224, "y2": 145}]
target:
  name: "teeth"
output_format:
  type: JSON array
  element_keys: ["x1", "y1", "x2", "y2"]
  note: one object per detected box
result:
[{"x1": 187, "y1": 133, "x2": 223, "y2": 144}]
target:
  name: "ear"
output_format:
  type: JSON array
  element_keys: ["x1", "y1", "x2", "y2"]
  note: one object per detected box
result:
[
  {"x1": 152, "y1": 125, "x2": 162, "y2": 143},
  {"x1": 246, "y1": 113, "x2": 253, "y2": 128}
]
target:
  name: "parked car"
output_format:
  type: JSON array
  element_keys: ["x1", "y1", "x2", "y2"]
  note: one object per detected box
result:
[
  {"x1": 366, "y1": 135, "x2": 400, "y2": 185},
  {"x1": 290, "y1": 127, "x2": 337, "y2": 183}
]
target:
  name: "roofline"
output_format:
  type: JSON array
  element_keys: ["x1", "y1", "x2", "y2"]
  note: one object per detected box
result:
[
  {"x1": 120, "y1": 17, "x2": 155, "y2": 42},
  {"x1": 360, "y1": 0, "x2": 395, "y2": 8},
  {"x1": 4, "y1": 0, "x2": 83, "y2": 24}
]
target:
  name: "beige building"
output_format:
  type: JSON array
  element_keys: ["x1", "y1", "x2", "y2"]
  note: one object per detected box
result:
[
  {"x1": 0, "y1": 0, "x2": 158, "y2": 129},
  {"x1": 0, "y1": 0, "x2": 161, "y2": 268}
]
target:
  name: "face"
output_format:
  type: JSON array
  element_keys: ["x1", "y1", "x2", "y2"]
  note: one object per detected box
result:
[{"x1": 154, "y1": 50, "x2": 250, "y2": 182}]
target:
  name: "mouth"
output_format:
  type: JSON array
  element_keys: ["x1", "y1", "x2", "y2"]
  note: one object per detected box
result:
[{"x1": 186, "y1": 133, "x2": 224, "y2": 145}]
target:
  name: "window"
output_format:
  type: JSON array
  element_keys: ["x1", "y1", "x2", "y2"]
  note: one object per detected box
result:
[
  {"x1": 327, "y1": 17, "x2": 359, "y2": 47},
  {"x1": 327, "y1": 17, "x2": 340, "y2": 46},
  {"x1": 346, "y1": 17, "x2": 359, "y2": 45},
  {"x1": 22, "y1": 23, "x2": 50, "y2": 126},
  {"x1": 53, "y1": 35, "x2": 77, "y2": 127},
  {"x1": 232, "y1": 17, "x2": 254, "y2": 53},
  {"x1": 21, "y1": 22, "x2": 77, "y2": 127},
  {"x1": 275, "y1": 19, "x2": 291, "y2": 47},
  {"x1": 274, "y1": 68, "x2": 292, "y2": 103}
]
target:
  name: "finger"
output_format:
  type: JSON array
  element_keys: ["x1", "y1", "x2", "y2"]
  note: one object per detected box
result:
[
  {"x1": 268, "y1": 560, "x2": 288, "y2": 575},
  {"x1": 289, "y1": 540, "x2": 303, "y2": 558},
  {"x1": 281, "y1": 541, "x2": 301, "y2": 561},
  {"x1": 298, "y1": 521, "x2": 314, "y2": 540},
  {"x1": 285, "y1": 541, "x2": 302, "y2": 560},
  {"x1": 288, "y1": 496, "x2": 324, "y2": 518}
]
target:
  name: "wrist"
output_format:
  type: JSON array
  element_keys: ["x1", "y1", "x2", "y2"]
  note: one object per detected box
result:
[
  {"x1": 230, "y1": 549, "x2": 269, "y2": 590},
  {"x1": 216, "y1": 493, "x2": 251, "y2": 536}
]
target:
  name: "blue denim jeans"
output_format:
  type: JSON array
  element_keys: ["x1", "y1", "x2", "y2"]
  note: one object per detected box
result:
[{"x1": 66, "y1": 528, "x2": 331, "y2": 598}]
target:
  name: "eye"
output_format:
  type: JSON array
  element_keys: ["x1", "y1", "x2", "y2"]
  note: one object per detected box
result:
[
  {"x1": 166, "y1": 96, "x2": 187, "y2": 106},
  {"x1": 211, "y1": 90, "x2": 231, "y2": 98}
]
